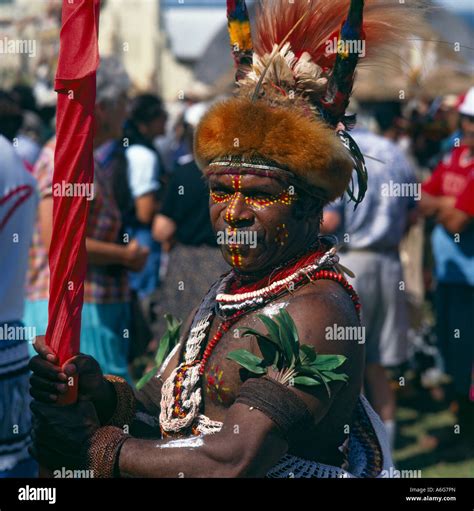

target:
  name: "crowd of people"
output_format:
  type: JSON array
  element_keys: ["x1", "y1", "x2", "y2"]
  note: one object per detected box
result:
[{"x1": 0, "y1": 53, "x2": 472, "y2": 477}]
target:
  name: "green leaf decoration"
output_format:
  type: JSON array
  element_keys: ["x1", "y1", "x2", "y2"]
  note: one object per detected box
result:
[
  {"x1": 136, "y1": 314, "x2": 182, "y2": 391},
  {"x1": 277, "y1": 309, "x2": 300, "y2": 359},
  {"x1": 256, "y1": 336, "x2": 278, "y2": 367},
  {"x1": 274, "y1": 317, "x2": 295, "y2": 366},
  {"x1": 256, "y1": 314, "x2": 283, "y2": 349},
  {"x1": 292, "y1": 376, "x2": 322, "y2": 386},
  {"x1": 227, "y1": 309, "x2": 349, "y2": 397},
  {"x1": 135, "y1": 366, "x2": 158, "y2": 390},
  {"x1": 309, "y1": 354, "x2": 347, "y2": 371},
  {"x1": 300, "y1": 344, "x2": 317, "y2": 364},
  {"x1": 309, "y1": 367, "x2": 332, "y2": 397},
  {"x1": 226, "y1": 349, "x2": 266, "y2": 374},
  {"x1": 320, "y1": 370, "x2": 349, "y2": 382},
  {"x1": 239, "y1": 327, "x2": 277, "y2": 346}
]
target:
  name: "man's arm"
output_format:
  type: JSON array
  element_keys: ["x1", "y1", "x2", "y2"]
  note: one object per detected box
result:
[
  {"x1": 38, "y1": 196, "x2": 53, "y2": 251},
  {"x1": 119, "y1": 403, "x2": 286, "y2": 478},
  {"x1": 437, "y1": 207, "x2": 472, "y2": 234},
  {"x1": 152, "y1": 214, "x2": 176, "y2": 245},
  {"x1": 126, "y1": 146, "x2": 160, "y2": 225},
  {"x1": 135, "y1": 192, "x2": 159, "y2": 225},
  {"x1": 419, "y1": 192, "x2": 453, "y2": 217},
  {"x1": 439, "y1": 173, "x2": 474, "y2": 233},
  {"x1": 85, "y1": 238, "x2": 148, "y2": 271},
  {"x1": 37, "y1": 190, "x2": 148, "y2": 271}
]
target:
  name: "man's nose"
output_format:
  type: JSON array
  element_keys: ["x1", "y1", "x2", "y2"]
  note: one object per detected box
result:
[{"x1": 224, "y1": 192, "x2": 254, "y2": 227}]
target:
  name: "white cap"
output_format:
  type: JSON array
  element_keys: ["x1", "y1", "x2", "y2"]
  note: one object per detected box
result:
[{"x1": 459, "y1": 87, "x2": 474, "y2": 116}]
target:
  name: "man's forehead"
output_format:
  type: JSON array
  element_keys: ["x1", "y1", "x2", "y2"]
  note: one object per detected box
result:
[{"x1": 208, "y1": 173, "x2": 286, "y2": 190}]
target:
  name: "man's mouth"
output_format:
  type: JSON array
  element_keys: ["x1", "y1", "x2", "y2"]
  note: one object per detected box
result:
[{"x1": 217, "y1": 228, "x2": 261, "y2": 251}]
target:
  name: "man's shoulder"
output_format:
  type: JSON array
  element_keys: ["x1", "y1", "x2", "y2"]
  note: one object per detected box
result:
[
  {"x1": 286, "y1": 280, "x2": 358, "y2": 325},
  {"x1": 272, "y1": 279, "x2": 362, "y2": 356},
  {"x1": 0, "y1": 135, "x2": 37, "y2": 191}
]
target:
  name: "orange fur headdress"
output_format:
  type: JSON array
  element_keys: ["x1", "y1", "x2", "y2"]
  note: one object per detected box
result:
[{"x1": 195, "y1": 0, "x2": 417, "y2": 204}]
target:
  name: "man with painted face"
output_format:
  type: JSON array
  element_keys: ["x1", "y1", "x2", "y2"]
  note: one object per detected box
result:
[{"x1": 29, "y1": 0, "x2": 416, "y2": 478}]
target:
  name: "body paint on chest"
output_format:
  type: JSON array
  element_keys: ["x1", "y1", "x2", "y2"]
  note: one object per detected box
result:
[{"x1": 205, "y1": 364, "x2": 233, "y2": 406}]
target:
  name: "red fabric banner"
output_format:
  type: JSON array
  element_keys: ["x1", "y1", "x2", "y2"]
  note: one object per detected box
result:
[{"x1": 46, "y1": 0, "x2": 101, "y2": 402}]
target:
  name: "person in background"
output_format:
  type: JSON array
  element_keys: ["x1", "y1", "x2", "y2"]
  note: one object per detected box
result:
[
  {"x1": 322, "y1": 118, "x2": 418, "y2": 451},
  {"x1": 121, "y1": 94, "x2": 167, "y2": 359},
  {"x1": 24, "y1": 57, "x2": 148, "y2": 381},
  {"x1": 0, "y1": 134, "x2": 38, "y2": 477},
  {"x1": 10, "y1": 84, "x2": 44, "y2": 169},
  {"x1": 420, "y1": 88, "x2": 474, "y2": 452},
  {"x1": 0, "y1": 91, "x2": 23, "y2": 144},
  {"x1": 152, "y1": 102, "x2": 228, "y2": 338},
  {"x1": 438, "y1": 94, "x2": 462, "y2": 158}
]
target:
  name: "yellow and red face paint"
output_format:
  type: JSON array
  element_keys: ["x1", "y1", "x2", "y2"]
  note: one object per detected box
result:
[
  {"x1": 210, "y1": 176, "x2": 297, "y2": 269},
  {"x1": 244, "y1": 189, "x2": 297, "y2": 209}
]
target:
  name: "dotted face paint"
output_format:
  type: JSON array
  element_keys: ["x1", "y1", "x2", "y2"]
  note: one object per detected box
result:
[
  {"x1": 223, "y1": 175, "x2": 242, "y2": 225},
  {"x1": 211, "y1": 186, "x2": 297, "y2": 210},
  {"x1": 275, "y1": 223, "x2": 289, "y2": 246},
  {"x1": 227, "y1": 226, "x2": 244, "y2": 268},
  {"x1": 244, "y1": 189, "x2": 297, "y2": 210},
  {"x1": 217, "y1": 176, "x2": 244, "y2": 268}
]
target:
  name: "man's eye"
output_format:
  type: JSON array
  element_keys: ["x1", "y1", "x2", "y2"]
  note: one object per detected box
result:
[
  {"x1": 211, "y1": 190, "x2": 232, "y2": 202},
  {"x1": 249, "y1": 193, "x2": 273, "y2": 201}
]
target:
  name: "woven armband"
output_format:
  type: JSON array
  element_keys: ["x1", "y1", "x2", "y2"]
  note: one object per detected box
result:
[
  {"x1": 235, "y1": 376, "x2": 313, "y2": 439},
  {"x1": 87, "y1": 426, "x2": 130, "y2": 478},
  {"x1": 104, "y1": 375, "x2": 136, "y2": 428}
]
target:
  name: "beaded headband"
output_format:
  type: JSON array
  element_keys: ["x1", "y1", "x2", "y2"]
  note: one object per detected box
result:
[{"x1": 205, "y1": 155, "x2": 328, "y2": 202}]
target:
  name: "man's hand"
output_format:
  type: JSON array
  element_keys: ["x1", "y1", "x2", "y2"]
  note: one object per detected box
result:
[
  {"x1": 30, "y1": 400, "x2": 100, "y2": 471},
  {"x1": 436, "y1": 204, "x2": 471, "y2": 233},
  {"x1": 420, "y1": 193, "x2": 455, "y2": 217},
  {"x1": 29, "y1": 336, "x2": 107, "y2": 404},
  {"x1": 122, "y1": 239, "x2": 149, "y2": 272}
]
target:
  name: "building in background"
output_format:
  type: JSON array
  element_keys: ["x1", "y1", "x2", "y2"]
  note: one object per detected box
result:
[{"x1": 0, "y1": 0, "x2": 471, "y2": 104}]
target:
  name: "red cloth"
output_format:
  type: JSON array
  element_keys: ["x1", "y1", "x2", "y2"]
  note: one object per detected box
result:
[
  {"x1": 45, "y1": 0, "x2": 100, "y2": 369},
  {"x1": 422, "y1": 145, "x2": 474, "y2": 199}
]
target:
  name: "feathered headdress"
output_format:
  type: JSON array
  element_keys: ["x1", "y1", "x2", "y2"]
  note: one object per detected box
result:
[{"x1": 195, "y1": 0, "x2": 418, "y2": 205}]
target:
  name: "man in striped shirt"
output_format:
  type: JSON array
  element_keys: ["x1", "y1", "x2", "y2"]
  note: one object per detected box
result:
[{"x1": 0, "y1": 134, "x2": 38, "y2": 477}]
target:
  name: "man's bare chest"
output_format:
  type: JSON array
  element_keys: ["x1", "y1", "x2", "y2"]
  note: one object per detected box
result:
[{"x1": 200, "y1": 311, "x2": 267, "y2": 419}]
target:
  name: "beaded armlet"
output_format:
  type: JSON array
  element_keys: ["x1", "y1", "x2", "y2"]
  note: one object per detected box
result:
[
  {"x1": 104, "y1": 375, "x2": 136, "y2": 428},
  {"x1": 87, "y1": 426, "x2": 130, "y2": 478}
]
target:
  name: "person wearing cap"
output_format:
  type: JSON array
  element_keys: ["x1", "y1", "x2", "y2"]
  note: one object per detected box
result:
[
  {"x1": 420, "y1": 87, "x2": 474, "y2": 451},
  {"x1": 28, "y1": 0, "x2": 418, "y2": 477}
]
